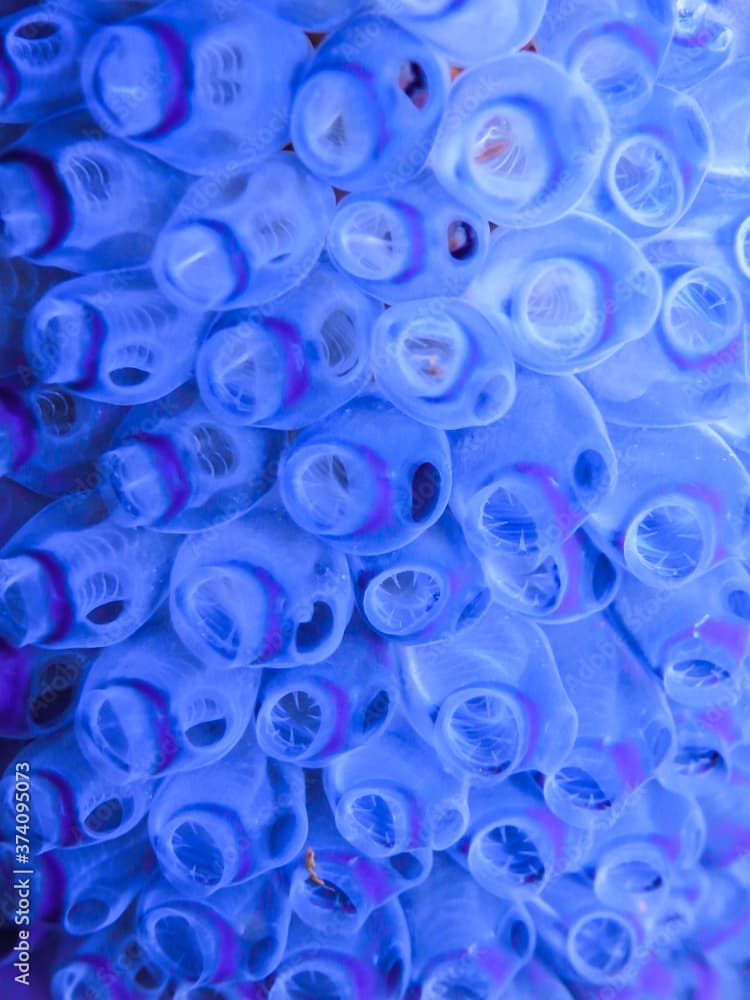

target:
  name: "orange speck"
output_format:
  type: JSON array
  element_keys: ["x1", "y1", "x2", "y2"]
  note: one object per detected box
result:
[
  {"x1": 474, "y1": 139, "x2": 511, "y2": 164},
  {"x1": 305, "y1": 847, "x2": 325, "y2": 887},
  {"x1": 424, "y1": 355, "x2": 445, "y2": 377}
]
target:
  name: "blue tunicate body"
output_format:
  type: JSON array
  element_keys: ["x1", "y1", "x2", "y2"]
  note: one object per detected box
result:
[
  {"x1": 0, "y1": 110, "x2": 187, "y2": 269},
  {"x1": 82, "y1": 0, "x2": 311, "y2": 174},
  {"x1": 291, "y1": 13, "x2": 449, "y2": 191}
]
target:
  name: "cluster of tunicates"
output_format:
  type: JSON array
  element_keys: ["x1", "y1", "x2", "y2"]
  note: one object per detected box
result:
[{"x1": 0, "y1": 1, "x2": 749, "y2": 998}]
